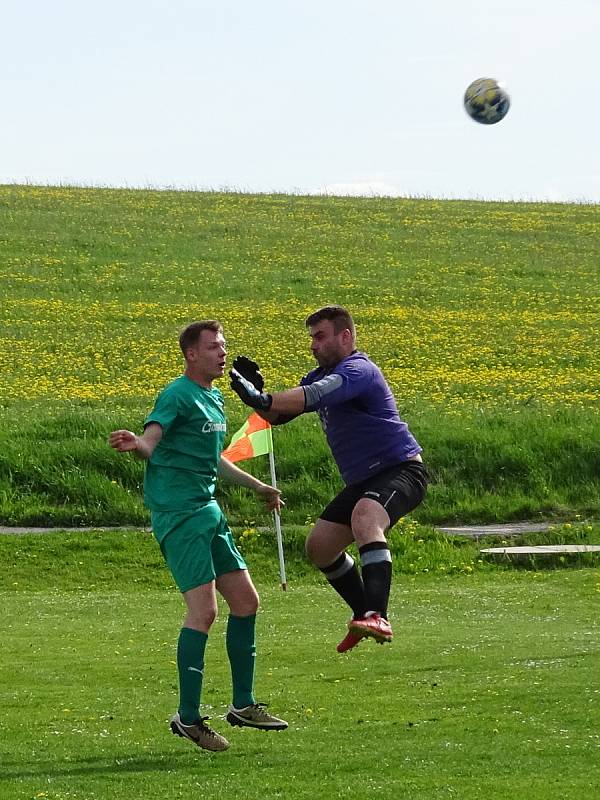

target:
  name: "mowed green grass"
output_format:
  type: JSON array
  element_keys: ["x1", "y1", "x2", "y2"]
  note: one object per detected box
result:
[
  {"x1": 0, "y1": 185, "x2": 599, "y2": 526},
  {"x1": 2, "y1": 572, "x2": 599, "y2": 799},
  {"x1": 1, "y1": 532, "x2": 600, "y2": 799}
]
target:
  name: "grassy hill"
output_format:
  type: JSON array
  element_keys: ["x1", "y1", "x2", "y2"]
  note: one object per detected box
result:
[{"x1": 0, "y1": 185, "x2": 598, "y2": 526}]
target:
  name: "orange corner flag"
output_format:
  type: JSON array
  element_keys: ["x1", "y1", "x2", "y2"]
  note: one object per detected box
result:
[{"x1": 222, "y1": 412, "x2": 273, "y2": 463}]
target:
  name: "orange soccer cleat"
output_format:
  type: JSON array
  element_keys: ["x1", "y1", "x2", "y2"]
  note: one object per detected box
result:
[{"x1": 348, "y1": 613, "x2": 393, "y2": 644}]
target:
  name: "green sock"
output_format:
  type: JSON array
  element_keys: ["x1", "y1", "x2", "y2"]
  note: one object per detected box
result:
[
  {"x1": 177, "y1": 627, "x2": 208, "y2": 725},
  {"x1": 226, "y1": 614, "x2": 257, "y2": 709}
]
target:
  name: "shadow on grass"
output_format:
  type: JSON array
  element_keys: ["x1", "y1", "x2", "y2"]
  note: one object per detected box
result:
[{"x1": 0, "y1": 749, "x2": 239, "y2": 780}]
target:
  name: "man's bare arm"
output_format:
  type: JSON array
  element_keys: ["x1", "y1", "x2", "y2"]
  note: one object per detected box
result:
[
  {"x1": 108, "y1": 422, "x2": 163, "y2": 460},
  {"x1": 218, "y1": 456, "x2": 283, "y2": 513}
]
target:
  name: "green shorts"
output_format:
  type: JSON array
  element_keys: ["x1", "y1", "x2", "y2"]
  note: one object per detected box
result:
[{"x1": 151, "y1": 502, "x2": 247, "y2": 593}]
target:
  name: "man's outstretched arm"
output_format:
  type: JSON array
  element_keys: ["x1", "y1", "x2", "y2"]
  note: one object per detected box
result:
[
  {"x1": 229, "y1": 368, "x2": 306, "y2": 424},
  {"x1": 108, "y1": 422, "x2": 163, "y2": 460}
]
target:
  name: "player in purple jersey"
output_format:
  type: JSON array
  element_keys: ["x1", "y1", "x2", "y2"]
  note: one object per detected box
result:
[{"x1": 229, "y1": 305, "x2": 428, "y2": 653}]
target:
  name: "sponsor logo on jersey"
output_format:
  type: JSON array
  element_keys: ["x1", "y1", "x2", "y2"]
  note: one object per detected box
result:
[{"x1": 202, "y1": 421, "x2": 227, "y2": 433}]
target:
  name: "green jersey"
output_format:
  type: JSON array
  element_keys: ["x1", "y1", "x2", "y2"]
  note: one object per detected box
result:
[{"x1": 143, "y1": 375, "x2": 227, "y2": 512}]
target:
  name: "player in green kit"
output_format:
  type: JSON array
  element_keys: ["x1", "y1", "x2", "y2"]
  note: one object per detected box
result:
[{"x1": 109, "y1": 320, "x2": 287, "y2": 752}]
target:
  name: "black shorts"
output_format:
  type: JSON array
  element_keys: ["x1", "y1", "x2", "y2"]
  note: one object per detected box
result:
[{"x1": 320, "y1": 461, "x2": 429, "y2": 529}]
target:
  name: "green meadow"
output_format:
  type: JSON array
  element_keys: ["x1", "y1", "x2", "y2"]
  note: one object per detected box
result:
[
  {"x1": 0, "y1": 185, "x2": 598, "y2": 526},
  {"x1": 1, "y1": 186, "x2": 599, "y2": 800}
]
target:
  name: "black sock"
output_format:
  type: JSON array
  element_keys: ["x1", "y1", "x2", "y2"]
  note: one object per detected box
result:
[
  {"x1": 359, "y1": 542, "x2": 392, "y2": 619},
  {"x1": 320, "y1": 553, "x2": 368, "y2": 619}
]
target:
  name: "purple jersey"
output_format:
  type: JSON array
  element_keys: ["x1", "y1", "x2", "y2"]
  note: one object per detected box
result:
[{"x1": 300, "y1": 351, "x2": 422, "y2": 485}]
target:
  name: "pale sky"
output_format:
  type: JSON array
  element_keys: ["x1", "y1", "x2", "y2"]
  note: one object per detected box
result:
[{"x1": 2, "y1": 0, "x2": 600, "y2": 202}]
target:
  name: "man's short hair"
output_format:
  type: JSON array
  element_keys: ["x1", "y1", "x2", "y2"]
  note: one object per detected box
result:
[
  {"x1": 179, "y1": 320, "x2": 223, "y2": 356},
  {"x1": 305, "y1": 305, "x2": 356, "y2": 339}
]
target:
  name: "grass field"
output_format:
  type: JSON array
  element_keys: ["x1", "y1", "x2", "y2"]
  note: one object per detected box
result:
[
  {"x1": 0, "y1": 186, "x2": 598, "y2": 800},
  {"x1": 0, "y1": 185, "x2": 598, "y2": 526},
  {"x1": 1, "y1": 530, "x2": 599, "y2": 800}
]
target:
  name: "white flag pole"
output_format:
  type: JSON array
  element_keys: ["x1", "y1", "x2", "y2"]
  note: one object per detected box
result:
[{"x1": 267, "y1": 444, "x2": 287, "y2": 591}]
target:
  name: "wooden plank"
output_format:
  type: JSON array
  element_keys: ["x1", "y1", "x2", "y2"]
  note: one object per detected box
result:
[{"x1": 439, "y1": 522, "x2": 551, "y2": 538}]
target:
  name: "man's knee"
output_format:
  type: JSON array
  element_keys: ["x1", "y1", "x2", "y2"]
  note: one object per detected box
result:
[
  {"x1": 305, "y1": 528, "x2": 320, "y2": 564},
  {"x1": 231, "y1": 587, "x2": 260, "y2": 617},
  {"x1": 185, "y1": 603, "x2": 218, "y2": 632},
  {"x1": 306, "y1": 521, "x2": 354, "y2": 568},
  {"x1": 351, "y1": 498, "x2": 389, "y2": 543},
  {"x1": 218, "y1": 571, "x2": 260, "y2": 616},
  {"x1": 245, "y1": 592, "x2": 260, "y2": 616}
]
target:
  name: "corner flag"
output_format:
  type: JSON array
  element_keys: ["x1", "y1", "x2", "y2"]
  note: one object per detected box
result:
[
  {"x1": 222, "y1": 413, "x2": 287, "y2": 591},
  {"x1": 222, "y1": 412, "x2": 272, "y2": 463}
]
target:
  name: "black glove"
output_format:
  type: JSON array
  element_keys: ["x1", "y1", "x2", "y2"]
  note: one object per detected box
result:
[
  {"x1": 230, "y1": 368, "x2": 273, "y2": 411},
  {"x1": 231, "y1": 355, "x2": 264, "y2": 392}
]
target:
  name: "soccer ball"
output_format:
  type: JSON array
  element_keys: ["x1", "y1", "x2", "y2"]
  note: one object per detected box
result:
[{"x1": 463, "y1": 77, "x2": 510, "y2": 125}]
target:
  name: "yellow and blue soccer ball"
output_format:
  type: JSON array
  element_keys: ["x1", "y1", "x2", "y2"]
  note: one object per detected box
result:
[{"x1": 463, "y1": 77, "x2": 510, "y2": 125}]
